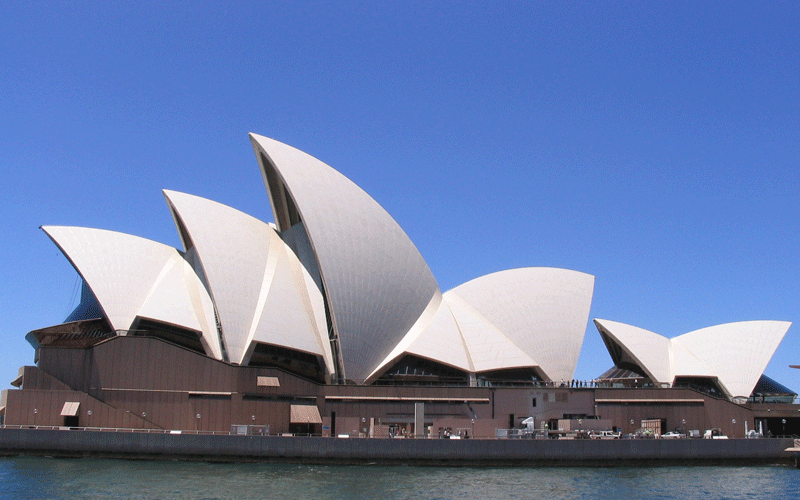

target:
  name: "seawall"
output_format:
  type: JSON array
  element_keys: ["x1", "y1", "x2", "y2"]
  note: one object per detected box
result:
[{"x1": 0, "y1": 428, "x2": 793, "y2": 466}]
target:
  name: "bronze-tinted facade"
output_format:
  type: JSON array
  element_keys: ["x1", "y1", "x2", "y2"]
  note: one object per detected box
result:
[{"x1": 4, "y1": 336, "x2": 799, "y2": 439}]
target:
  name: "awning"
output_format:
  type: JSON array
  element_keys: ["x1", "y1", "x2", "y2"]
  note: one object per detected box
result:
[
  {"x1": 290, "y1": 405, "x2": 322, "y2": 424},
  {"x1": 257, "y1": 376, "x2": 280, "y2": 387},
  {"x1": 61, "y1": 401, "x2": 80, "y2": 417}
]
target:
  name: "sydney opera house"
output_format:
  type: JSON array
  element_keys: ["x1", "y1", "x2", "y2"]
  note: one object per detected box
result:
[{"x1": 2, "y1": 134, "x2": 798, "y2": 439}]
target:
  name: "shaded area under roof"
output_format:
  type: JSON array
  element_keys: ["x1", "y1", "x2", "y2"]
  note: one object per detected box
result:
[
  {"x1": 752, "y1": 374, "x2": 796, "y2": 397},
  {"x1": 26, "y1": 319, "x2": 114, "y2": 350}
]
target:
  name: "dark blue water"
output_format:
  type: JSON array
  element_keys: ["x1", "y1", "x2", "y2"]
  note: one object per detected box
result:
[{"x1": 1, "y1": 457, "x2": 798, "y2": 499}]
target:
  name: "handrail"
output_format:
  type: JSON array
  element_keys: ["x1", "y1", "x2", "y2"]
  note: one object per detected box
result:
[
  {"x1": 2, "y1": 425, "x2": 795, "y2": 441},
  {"x1": 0, "y1": 425, "x2": 235, "y2": 436}
]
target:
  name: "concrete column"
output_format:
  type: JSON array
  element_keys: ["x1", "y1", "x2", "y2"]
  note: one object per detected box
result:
[{"x1": 415, "y1": 403, "x2": 424, "y2": 438}]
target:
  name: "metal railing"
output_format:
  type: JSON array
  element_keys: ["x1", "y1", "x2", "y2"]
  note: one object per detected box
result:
[
  {"x1": 1, "y1": 425, "x2": 235, "y2": 436},
  {"x1": 3, "y1": 425, "x2": 796, "y2": 441}
]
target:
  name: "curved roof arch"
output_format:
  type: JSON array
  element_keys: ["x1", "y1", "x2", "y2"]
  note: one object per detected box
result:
[
  {"x1": 447, "y1": 267, "x2": 595, "y2": 382},
  {"x1": 369, "y1": 267, "x2": 595, "y2": 383},
  {"x1": 675, "y1": 320, "x2": 791, "y2": 399},
  {"x1": 163, "y1": 190, "x2": 334, "y2": 375},
  {"x1": 365, "y1": 291, "x2": 471, "y2": 383},
  {"x1": 594, "y1": 319, "x2": 791, "y2": 398},
  {"x1": 249, "y1": 134, "x2": 440, "y2": 383},
  {"x1": 593, "y1": 318, "x2": 672, "y2": 384},
  {"x1": 41, "y1": 225, "x2": 222, "y2": 359}
]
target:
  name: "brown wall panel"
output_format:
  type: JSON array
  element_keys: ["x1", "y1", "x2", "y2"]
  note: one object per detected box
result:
[
  {"x1": 179, "y1": 393, "x2": 192, "y2": 431},
  {"x1": 157, "y1": 392, "x2": 170, "y2": 430},
  {"x1": 22, "y1": 337, "x2": 799, "y2": 436},
  {"x1": 6, "y1": 390, "x2": 24, "y2": 426},
  {"x1": 26, "y1": 391, "x2": 39, "y2": 426},
  {"x1": 140, "y1": 339, "x2": 153, "y2": 390},
  {"x1": 200, "y1": 352, "x2": 210, "y2": 391},
  {"x1": 110, "y1": 339, "x2": 124, "y2": 387},
  {"x1": 88, "y1": 350, "x2": 100, "y2": 392}
]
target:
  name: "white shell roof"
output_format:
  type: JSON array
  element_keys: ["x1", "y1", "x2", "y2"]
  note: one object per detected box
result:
[
  {"x1": 363, "y1": 291, "x2": 464, "y2": 375},
  {"x1": 594, "y1": 318, "x2": 791, "y2": 398},
  {"x1": 675, "y1": 321, "x2": 791, "y2": 398},
  {"x1": 593, "y1": 319, "x2": 673, "y2": 383},
  {"x1": 669, "y1": 338, "x2": 715, "y2": 378},
  {"x1": 369, "y1": 267, "x2": 595, "y2": 382},
  {"x1": 42, "y1": 225, "x2": 222, "y2": 360},
  {"x1": 250, "y1": 134, "x2": 440, "y2": 383},
  {"x1": 448, "y1": 267, "x2": 595, "y2": 382},
  {"x1": 163, "y1": 190, "x2": 333, "y2": 373},
  {"x1": 404, "y1": 294, "x2": 473, "y2": 371},
  {"x1": 40, "y1": 135, "x2": 602, "y2": 387},
  {"x1": 445, "y1": 292, "x2": 540, "y2": 373}
]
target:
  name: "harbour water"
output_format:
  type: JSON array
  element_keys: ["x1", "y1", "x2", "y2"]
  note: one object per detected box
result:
[{"x1": 1, "y1": 457, "x2": 799, "y2": 500}]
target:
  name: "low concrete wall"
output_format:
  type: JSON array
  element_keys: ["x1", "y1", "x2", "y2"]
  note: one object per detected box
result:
[{"x1": 0, "y1": 428, "x2": 793, "y2": 465}]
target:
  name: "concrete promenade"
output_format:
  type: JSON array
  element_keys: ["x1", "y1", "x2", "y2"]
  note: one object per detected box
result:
[{"x1": 0, "y1": 428, "x2": 795, "y2": 465}]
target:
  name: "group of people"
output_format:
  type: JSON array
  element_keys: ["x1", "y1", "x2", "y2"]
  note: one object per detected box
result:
[
  {"x1": 439, "y1": 427, "x2": 470, "y2": 439},
  {"x1": 532, "y1": 379, "x2": 606, "y2": 388}
]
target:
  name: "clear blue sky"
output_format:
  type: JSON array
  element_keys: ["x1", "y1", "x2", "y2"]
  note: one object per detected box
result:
[{"x1": 1, "y1": 1, "x2": 798, "y2": 392}]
